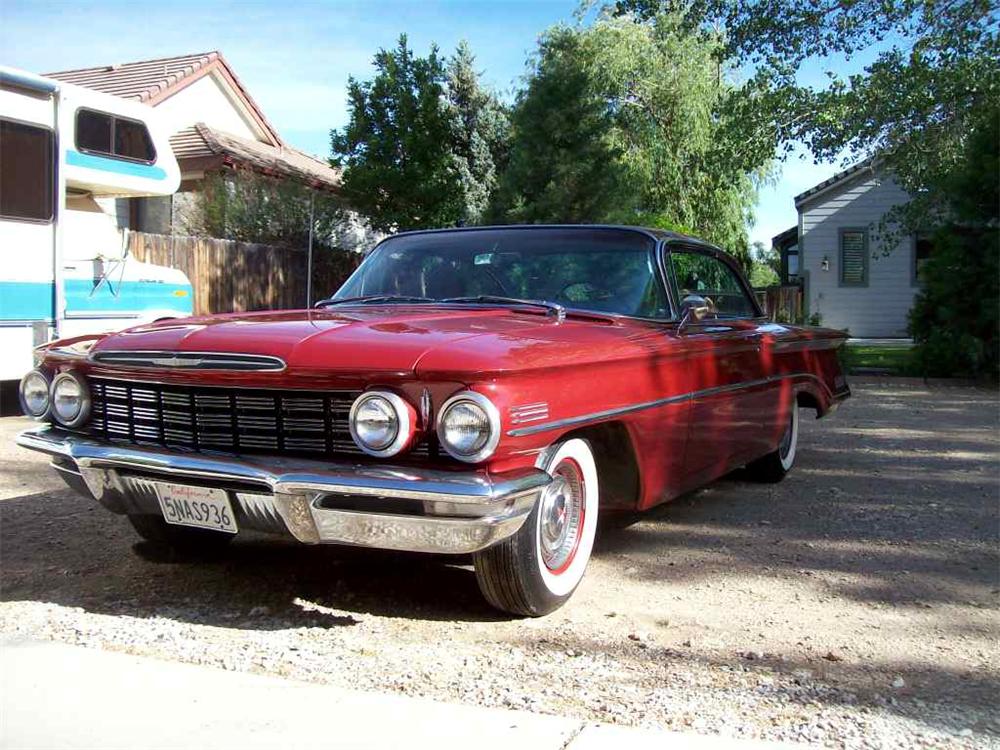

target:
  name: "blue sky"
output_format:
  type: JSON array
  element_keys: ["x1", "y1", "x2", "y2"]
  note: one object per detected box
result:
[{"x1": 2, "y1": 0, "x2": 871, "y2": 248}]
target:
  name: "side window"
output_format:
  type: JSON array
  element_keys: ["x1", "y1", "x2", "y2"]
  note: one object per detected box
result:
[
  {"x1": 670, "y1": 250, "x2": 757, "y2": 319},
  {"x1": 0, "y1": 119, "x2": 54, "y2": 222},
  {"x1": 785, "y1": 243, "x2": 800, "y2": 280},
  {"x1": 76, "y1": 109, "x2": 155, "y2": 162},
  {"x1": 913, "y1": 232, "x2": 934, "y2": 285},
  {"x1": 839, "y1": 228, "x2": 868, "y2": 286}
]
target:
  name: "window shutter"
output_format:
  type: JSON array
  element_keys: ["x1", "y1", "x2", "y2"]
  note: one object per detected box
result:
[{"x1": 840, "y1": 230, "x2": 867, "y2": 285}]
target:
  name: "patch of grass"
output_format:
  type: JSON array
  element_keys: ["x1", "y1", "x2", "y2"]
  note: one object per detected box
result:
[{"x1": 840, "y1": 345, "x2": 916, "y2": 375}]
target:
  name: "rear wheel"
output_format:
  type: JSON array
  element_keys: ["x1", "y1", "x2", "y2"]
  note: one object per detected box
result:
[
  {"x1": 474, "y1": 438, "x2": 599, "y2": 616},
  {"x1": 127, "y1": 513, "x2": 234, "y2": 554},
  {"x1": 746, "y1": 404, "x2": 799, "y2": 483}
]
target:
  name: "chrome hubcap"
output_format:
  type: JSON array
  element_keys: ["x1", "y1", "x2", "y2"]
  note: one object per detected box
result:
[{"x1": 539, "y1": 461, "x2": 584, "y2": 572}]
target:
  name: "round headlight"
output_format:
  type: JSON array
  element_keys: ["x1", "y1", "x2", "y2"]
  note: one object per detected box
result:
[
  {"x1": 19, "y1": 369, "x2": 51, "y2": 418},
  {"x1": 50, "y1": 372, "x2": 91, "y2": 428},
  {"x1": 349, "y1": 391, "x2": 413, "y2": 457},
  {"x1": 437, "y1": 392, "x2": 501, "y2": 463}
]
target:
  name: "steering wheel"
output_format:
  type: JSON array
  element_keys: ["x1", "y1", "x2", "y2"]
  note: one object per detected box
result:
[{"x1": 555, "y1": 281, "x2": 607, "y2": 303}]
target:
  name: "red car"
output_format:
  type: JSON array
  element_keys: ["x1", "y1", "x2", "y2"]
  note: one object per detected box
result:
[{"x1": 17, "y1": 226, "x2": 849, "y2": 615}]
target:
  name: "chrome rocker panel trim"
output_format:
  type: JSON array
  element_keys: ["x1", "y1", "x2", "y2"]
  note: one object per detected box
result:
[{"x1": 17, "y1": 426, "x2": 549, "y2": 555}]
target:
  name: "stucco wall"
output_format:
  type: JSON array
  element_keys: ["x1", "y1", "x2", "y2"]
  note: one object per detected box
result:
[
  {"x1": 800, "y1": 170, "x2": 917, "y2": 338},
  {"x1": 154, "y1": 73, "x2": 262, "y2": 141}
]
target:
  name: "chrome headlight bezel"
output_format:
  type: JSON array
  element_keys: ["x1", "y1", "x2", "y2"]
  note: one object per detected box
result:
[
  {"x1": 19, "y1": 369, "x2": 51, "y2": 419},
  {"x1": 50, "y1": 371, "x2": 91, "y2": 428},
  {"x1": 436, "y1": 391, "x2": 501, "y2": 464},
  {"x1": 348, "y1": 390, "x2": 414, "y2": 458}
]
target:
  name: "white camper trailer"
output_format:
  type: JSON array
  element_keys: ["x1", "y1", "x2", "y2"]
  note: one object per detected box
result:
[{"x1": 0, "y1": 66, "x2": 193, "y2": 381}]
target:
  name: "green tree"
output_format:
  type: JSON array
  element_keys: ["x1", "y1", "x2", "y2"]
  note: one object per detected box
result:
[
  {"x1": 189, "y1": 167, "x2": 344, "y2": 250},
  {"x1": 907, "y1": 104, "x2": 999, "y2": 377},
  {"x1": 612, "y1": 0, "x2": 999, "y2": 231},
  {"x1": 749, "y1": 240, "x2": 780, "y2": 287},
  {"x1": 446, "y1": 41, "x2": 510, "y2": 225},
  {"x1": 331, "y1": 35, "x2": 462, "y2": 232},
  {"x1": 490, "y1": 28, "x2": 628, "y2": 224},
  {"x1": 493, "y1": 11, "x2": 767, "y2": 260},
  {"x1": 331, "y1": 37, "x2": 509, "y2": 232}
]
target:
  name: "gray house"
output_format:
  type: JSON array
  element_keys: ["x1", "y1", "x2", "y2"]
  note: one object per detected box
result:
[{"x1": 781, "y1": 162, "x2": 930, "y2": 338}]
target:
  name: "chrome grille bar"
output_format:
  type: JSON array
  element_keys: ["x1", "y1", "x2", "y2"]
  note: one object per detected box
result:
[{"x1": 90, "y1": 351, "x2": 286, "y2": 372}]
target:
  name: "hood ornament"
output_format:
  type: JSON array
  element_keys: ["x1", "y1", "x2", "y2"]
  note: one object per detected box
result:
[{"x1": 150, "y1": 355, "x2": 202, "y2": 367}]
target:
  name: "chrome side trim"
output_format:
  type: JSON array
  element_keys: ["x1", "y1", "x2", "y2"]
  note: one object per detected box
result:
[
  {"x1": 510, "y1": 402, "x2": 549, "y2": 425},
  {"x1": 507, "y1": 372, "x2": 830, "y2": 437},
  {"x1": 90, "y1": 350, "x2": 287, "y2": 372}
]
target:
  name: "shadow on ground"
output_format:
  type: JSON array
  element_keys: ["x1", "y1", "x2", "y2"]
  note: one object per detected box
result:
[{"x1": 1, "y1": 380, "x2": 998, "y2": 729}]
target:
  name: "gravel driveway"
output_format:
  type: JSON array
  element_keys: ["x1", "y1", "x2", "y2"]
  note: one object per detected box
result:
[{"x1": 1, "y1": 379, "x2": 997, "y2": 749}]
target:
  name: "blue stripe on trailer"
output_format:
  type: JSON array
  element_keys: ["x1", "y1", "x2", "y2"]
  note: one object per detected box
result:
[
  {"x1": 0, "y1": 281, "x2": 54, "y2": 319},
  {"x1": 66, "y1": 150, "x2": 168, "y2": 180},
  {"x1": 63, "y1": 278, "x2": 194, "y2": 314},
  {"x1": 0, "y1": 280, "x2": 193, "y2": 319}
]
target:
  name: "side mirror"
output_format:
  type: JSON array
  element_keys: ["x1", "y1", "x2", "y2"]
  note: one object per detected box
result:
[{"x1": 678, "y1": 294, "x2": 711, "y2": 332}]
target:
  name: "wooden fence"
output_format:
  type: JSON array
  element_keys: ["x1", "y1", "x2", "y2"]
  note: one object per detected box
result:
[
  {"x1": 755, "y1": 284, "x2": 804, "y2": 323},
  {"x1": 128, "y1": 232, "x2": 361, "y2": 316}
]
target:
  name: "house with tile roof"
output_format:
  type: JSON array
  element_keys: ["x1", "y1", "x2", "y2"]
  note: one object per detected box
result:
[
  {"x1": 774, "y1": 161, "x2": 926, "y2": 338},
  {"x1": 46, "y1": 51, "x2": 357, "y2": 242}
]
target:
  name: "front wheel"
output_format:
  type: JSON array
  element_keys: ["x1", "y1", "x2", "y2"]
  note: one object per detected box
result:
[
  {"x1": 474, "y1": 438, "x2": 599, "y2": 616},
  {"x1": 745, "y1": 404, "x2": 799, "y2": 483}
]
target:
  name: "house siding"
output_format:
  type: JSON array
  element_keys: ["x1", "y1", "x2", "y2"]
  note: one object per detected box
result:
[
  {"x1": 154, "y1": 73, "x2": 262, "y2": 143},
  {"x1": 800, "y1": 170, "x2": 916, "y2": 337}
]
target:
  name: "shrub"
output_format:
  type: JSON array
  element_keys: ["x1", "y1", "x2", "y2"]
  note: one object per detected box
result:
[{"x1": 908, "y1": 228, "x2": 1000, "y2": 378}]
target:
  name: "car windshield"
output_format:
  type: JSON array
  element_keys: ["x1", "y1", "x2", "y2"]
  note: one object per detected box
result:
[{"x1": 333, "y1": 227, "x2": 670, "y2": 318}]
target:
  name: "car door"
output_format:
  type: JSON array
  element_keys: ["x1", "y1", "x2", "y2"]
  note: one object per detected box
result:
[{"x1": 665, "y1": 244, "x2": 777, "y2": 487}]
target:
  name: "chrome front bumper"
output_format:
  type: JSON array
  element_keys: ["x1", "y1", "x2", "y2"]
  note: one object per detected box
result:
[{"x1": 16, "y1": 427, "x2": 549, "y2": 554}]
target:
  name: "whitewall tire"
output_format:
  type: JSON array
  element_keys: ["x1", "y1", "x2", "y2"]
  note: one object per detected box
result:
[
  {"x1": 474, "y1": 438, "x2": 599, "y2": 616},
  {"x1": 747, "y1": 404, "x2": 799, "y2": 482}
]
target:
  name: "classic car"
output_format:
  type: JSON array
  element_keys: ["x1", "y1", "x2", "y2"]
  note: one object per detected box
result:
[{"x1": 16, "y1": 225, "x2": 850, "y2": 616}]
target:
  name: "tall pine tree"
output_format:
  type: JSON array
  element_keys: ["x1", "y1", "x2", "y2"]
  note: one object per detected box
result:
[{"x1": 331, "y1": 37, "x2": 509, "y2": 232}]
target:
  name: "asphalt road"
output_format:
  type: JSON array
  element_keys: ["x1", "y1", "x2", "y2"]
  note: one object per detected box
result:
[{"x1": 1, "y1": 378, "x2": 997, "y2": 748}]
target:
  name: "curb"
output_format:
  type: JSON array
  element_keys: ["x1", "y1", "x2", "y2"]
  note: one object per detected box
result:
[{"x1": 0, "y1": 637, "x2": 807, "y2": 750}]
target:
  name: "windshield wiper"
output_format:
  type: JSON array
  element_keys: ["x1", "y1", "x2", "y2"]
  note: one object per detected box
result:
[
  {"x1": 314, "y1": 295, "x2": 435, "y2": 308},
  {"x1": 441, "y1": 295, "x2": 566, "y2": 321}
]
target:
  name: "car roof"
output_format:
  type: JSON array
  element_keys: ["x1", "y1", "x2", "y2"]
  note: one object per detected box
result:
[{"x1": 388, "y1": 224, "x2": 722, "y2": 251}]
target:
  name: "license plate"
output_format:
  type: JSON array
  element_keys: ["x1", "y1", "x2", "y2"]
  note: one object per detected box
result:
[{"x1": 154, "y1": 482, "x2": 238, "y2": 534}]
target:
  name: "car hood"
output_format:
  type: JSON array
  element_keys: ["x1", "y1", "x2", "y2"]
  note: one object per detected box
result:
[{"x1": 89, "y1": 306, "x2": 665, "y2": 377}]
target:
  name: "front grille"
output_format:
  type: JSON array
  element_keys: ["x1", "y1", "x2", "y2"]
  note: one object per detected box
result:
[{"x1": 87, "y1": 378, "x2": 429, "y2": 459}]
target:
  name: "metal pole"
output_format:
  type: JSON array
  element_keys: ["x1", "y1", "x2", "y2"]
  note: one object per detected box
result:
[
  {"x1": 306, "y1": 192, "x2": 315, "y2": 308},
  {"x1": 52, "y1": 82, "x2": 66, "y2": 340}
]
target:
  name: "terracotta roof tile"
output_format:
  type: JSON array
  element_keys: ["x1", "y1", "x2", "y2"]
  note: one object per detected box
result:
[
  {"x1": 168, "y1": 126, "x2": 212, "y2": 159},
  {"x1": 46, "y1": 52, "x2": 219, "y2": 103},
  {"x1": 170, "y1": 123, "x2": 341, "y2": 191}
]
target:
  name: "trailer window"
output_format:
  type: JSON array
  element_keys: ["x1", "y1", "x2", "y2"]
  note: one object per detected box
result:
[
  {"x1": 0, "y1": 119, "x2": 54, "y2": 222},
  {"x1": 115, "y1": 118, "x2": 156, "y2": 161},
  {"x1": 75, "y1": 109, "x2": 155, "y2": 163},
  {"x1": 76, "y1": 109, "x2": 112, "y2": 153}
]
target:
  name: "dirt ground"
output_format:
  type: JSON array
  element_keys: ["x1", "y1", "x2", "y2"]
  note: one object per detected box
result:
[{"x1": 1, "y1": 378, "x2": 997, "y2": 748}]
